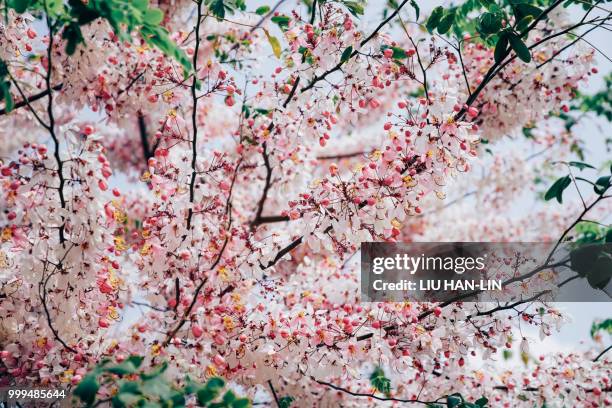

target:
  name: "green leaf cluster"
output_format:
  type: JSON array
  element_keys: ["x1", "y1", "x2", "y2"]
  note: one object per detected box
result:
[
  {"x1": 278, "y1": 396, "x2": 295, "y2": 408},
  {"x1": 544, "y1": 163, "x2": 612, "y2": 204},
  {"x1": 271, "y1": 14, "x2": 291, "y2": 30},
  {"x1": 425, "y1": 0, "x2": 546, "y2": 63},
  {"x1": 341, "y1": 0, "x2": 365, "y2": 17},
  {"x1": 0, "y1": 59, "x2": 13, "y2": 113},
  {"x1": 590, "y1": 318, "x2": 612, "y2": 338},
  {"x1": 569, "y1": 241, "x2": 612, "y2": 290},
  {"x1": 380, "y1": 44, "x2": 408, "y2": 60},
  {"x1": 4, "y1": 0, "x2": 192, "y2": 72},
  {"x1": 205, "y1": 0, "x2": 246, "y2": 20},
  {"x1": 426, "y1": 6, "x2": 456, "y2": 34},
  {"x1": 567, "y1": 214, "x2": 612, "y2": 291},
  {"x1": 369, "y1": 366, "x2": 391, "y2": 396},
  {"x1": 427, "y1": 393, "x2": 488, "y2": 408},
  {"x1": 73, "y1": 357, "x2": 250, "y2": 408}
]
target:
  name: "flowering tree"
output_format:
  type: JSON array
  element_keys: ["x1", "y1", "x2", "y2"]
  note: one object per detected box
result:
[{"x1": 0, "y1": 0, "x2": 611, "y2": 406}]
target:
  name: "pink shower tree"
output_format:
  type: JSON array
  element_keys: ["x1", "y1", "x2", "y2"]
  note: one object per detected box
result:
[{"x1": 0, "y1": 0, "x2": 611, "y2": 406}]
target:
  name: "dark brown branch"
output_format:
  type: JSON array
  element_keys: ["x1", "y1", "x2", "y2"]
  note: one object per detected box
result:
[
  {"x1": 38, "y1": 246, "x2": 78, "y2": 354},
  {"x1": 455, "y1": 0, "x2": 566, "y2": 120},
  {"x1": 317, "y1": 150, "x2": 368, "y2": 160},
  {"x1": 267, "y1": 380, "x2": 281, "y2": 408},
  {"x1": 300, "y1": 0, "x2": 416, "y2": 93},
  {"x1": 543, "y1": 189, "x2": 609, "y2": 266},
  {"x1": 137, "y1": 111, "x2": 153, "y2": 162},
  {"x1": 594, "y1": 345, "x2": 612, "y2": 362},
  {"x1": 398, "y1": 15, "x2": 429, "y2": 101},
  {"x1": 229, "y1": 0, "x2": 286, "y2": 53},
  {"x1": 262, "y1": 236, "x2": 304, "y2": 269},
  {"x1": 493, "y1": 384, "x2": 611, "y2": 393},
  {"x1": 165, "y1": 160, "x2": 241, "y2": 343},
  {"x1": 253, "y1": 215, "x2": 290, "y2": 225},
  {"x1": 40, "y1": 273, "x2": 77, "y2": 354},
  {"x1": 418, "y1": 192, "x2": 610, "y2": 322},
  {"x1": 42, "y1": 17, "x2": 66, "y2": 245},
  {"x1": 314, "y1": 378, "x2": 446, "y2": 405},
  {"x1": 261, "y1": 157, "x2": 425, "y2": 269},
  {"x1": 186, "y1": 1, "x2": 203, "y2": 231},
  {"x1": 467, "y1": 290, "x2": 551, "y2": 318},
  {"x1": 173, "y1": 277, "x2": 180, "y2": 314},
  {"x1": 510, "y1": 13, "x2": 611, "y2": 90},
  {"x1": 0, "y1": 83, "x2": 63, "y2": 116},
  {"x1": 417, "y1": 258, "x2": 570, "y2": 321},
  {"x1": 251, "y1": 143, "x2": 273, "y2": 226}
]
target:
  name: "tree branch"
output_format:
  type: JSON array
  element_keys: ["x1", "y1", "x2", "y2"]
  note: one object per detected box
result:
[
  {"x1": 314, "y1": 378, "x2": 447, "y2": 405},
  {"x1": 0, "y1": 83, "x2": 62, "y2": 116},
  {"x1": 137, "y1": 111, "x2": 153, "y2": 162},
  {"x1": 186, "y1": 0, "x2": 203, "y2": 231},
  {"x1": 593, "y1": 345, "x2": 612, "y2": 362},
  {"x1": 300, "y1": 0, "x2": 416, "y2": 93}
]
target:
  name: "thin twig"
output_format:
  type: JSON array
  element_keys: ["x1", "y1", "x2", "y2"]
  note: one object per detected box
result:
[{"x1": 267, "y1": 380, "x2": 281, "y2": 408}]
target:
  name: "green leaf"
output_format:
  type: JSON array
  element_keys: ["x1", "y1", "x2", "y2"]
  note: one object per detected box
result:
[
  {"x1": 478, "y1": 0, "x2": 496, "y2": 10},
  {"x1": 112, "y1": 393, "x2": 142, "y2": 408},
  {"x1": 143, "y1": 9, "x2": 164, "y2": 25},
  {"x1": 255, "y1": 5, "x2": 270, "y2": 15},
  {"x1": 207, "y1": 0, "x2": 227, "y2": 20},
  {"x1": 74, "y1": 375, "x2": 100, "y2": 406},
  {"x1": 515, "y1": 3, "x2": 543, "y2": 19},
  {"x1": 271, "y1": 15, "x2": 291, "y2": 29},
  {"x1": 544, "y1": 175, "x2": 571, "y2": 203},
  {"x1": 410, "y1": 0, "x2": 420, "y2": 20},
  {"x1": 140, "y1": 361, "x2": 168, "y2": 380},
  {"x1": 594, "y1": 175, "x2": 611, "y2": 195},
  {"x1": 586, "y1": 253, "x2": 612, "y2": 289},
  {"x1": 7, "y1": 0, "x2": 31, "y2": 14},
  {"x1": 447, "y1": 394, "x2": 463, "y2": 408},
  {"x1": 223, "y1": 390, "x2": 237, "y2": 404},
  {"x1": 1, "y1": 83, "x2": 14, "y2": 113},
  {"x1": 105, "y1": 355, "x2": 144, "y2": 375},
  {"x1": 62, "y1": 23, "x2": 84, "y2": 55},
  {"x1": 426, "y1": 6, "x2": 444, "y2": 33},
  {"x1": 494, "y1": 32, "x2": 509, "y2": 63},
  {"x1": 196, "y1": 388, "x2": 217, "y2": 406},
  {"x1": 591, "y1": 318, "x2": 612, "y2": 338},
  {"x1": 206, "y1": 377, "x2": 226, "y2": 390},
  {"x1": 475, "y1": 396, "x2": 489, "y2": 407},
  {"x1": 570, "y1": 243, "x2": 603, "y2": 277},
  {"x1": 342, "y1": 1, "x2": 365, "y2": 16},
  {"x1": 568, "y1": 161, "x2": 595, "y2": 170},
  {"x1": 478, "y1": 12, "x2": 502, "y2": 35},
  {"x1": 232, "y1": 398, "x2": 251, "y2": 408},
  {"x1": 340, "y1": 46, "x2": 353, "y2": 63},
  {"x1": 278, "y1": 396, "x2": 295, "y2": 408},
  {"x1": 119, "y1": 381, "x2": 143, "y2": 395},
  {"x1": 264, "y1": 29, "x2": 282, "y2": 58},
  {"x1": 370, "y1": 366, "x2": 391, "y2": 395},
  {"x1": 381, "y1": 45, "x2": 407, "y2": 60},
  {"x1": 509, "y1": 34, "x2": 531, "y2": 63},
  {"x1": 516, "y1": 15, "x2": 534, "y2": 33},
  {"x1": 570, "y1": 243, "x2": 612, "y2": 290},
  {"x1": 141, "y1": 26, "x2": 192, "y2": 72},
  {"x1": 133, "y1": 0, "x2": 150, "y2": 11},
  {"x1": 437, "y1": 11, "x2": 456, "y2": 35}
]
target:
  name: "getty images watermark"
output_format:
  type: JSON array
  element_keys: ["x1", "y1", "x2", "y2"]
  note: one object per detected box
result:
[{"x1": 361, "y1": 242, "x2": 612, "y2": 302}]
